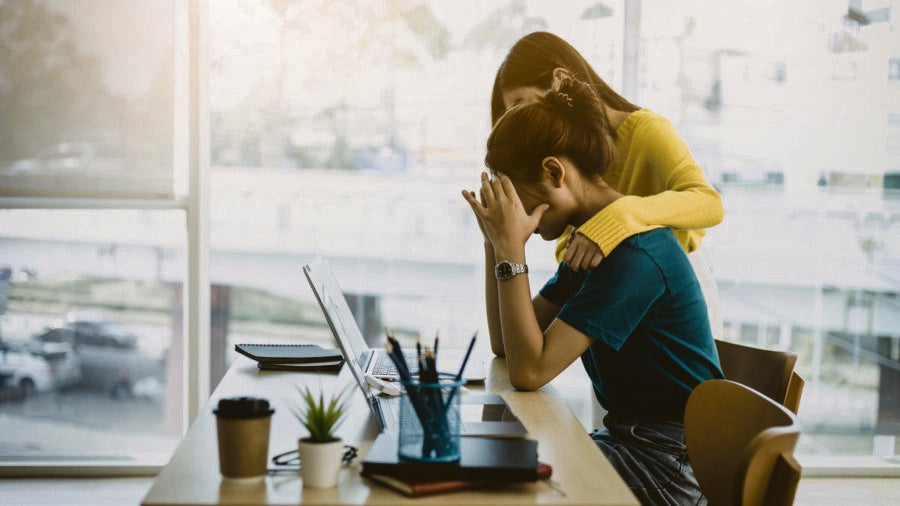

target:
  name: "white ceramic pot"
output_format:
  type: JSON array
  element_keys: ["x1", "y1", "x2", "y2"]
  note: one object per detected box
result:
[{"x1": 298, "y1": 437, "x2": 344, "y2": 488}]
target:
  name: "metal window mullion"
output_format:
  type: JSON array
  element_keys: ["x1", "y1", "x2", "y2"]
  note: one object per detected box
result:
[{"x1": 186, "y1": 0, "x2": 211, "y2": 426}]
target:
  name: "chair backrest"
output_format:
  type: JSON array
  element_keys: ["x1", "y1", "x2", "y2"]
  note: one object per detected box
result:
[
  {"x1": 783, "y1": 372, "x2": 805, "y2": 415},
  {"x1": 714, "y1": 339, "x2": 804, "y2": 414},
  {"x1": 685, "y1": 379, "x2": 802, "y2": 506}
]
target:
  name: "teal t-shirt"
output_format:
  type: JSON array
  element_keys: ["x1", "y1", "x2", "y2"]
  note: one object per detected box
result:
[{"x1": 540, "y1": 228, "x2": 723, "y2": 420}]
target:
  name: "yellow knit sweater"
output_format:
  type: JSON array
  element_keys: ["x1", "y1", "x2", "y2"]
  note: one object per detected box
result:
[{"x1": 555, "y1": 109, "x2": 724, "y2": 262}]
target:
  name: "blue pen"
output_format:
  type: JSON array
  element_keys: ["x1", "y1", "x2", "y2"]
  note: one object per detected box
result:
[
  {"x1": 386, "y1": 334, "x2": 413, "y2": 379},
  {"x1": 384, "y1": 342, "x2": 411, "y2": 381},
  {"x1": 440, "y1": 331, "x2": 478, "y2": 423},
  {"x1": 432, "y1": 331, "x2": 439, "y2": 367},
  {"x1": 454, "y1": 332, "x2": 478, "y2": 381}
]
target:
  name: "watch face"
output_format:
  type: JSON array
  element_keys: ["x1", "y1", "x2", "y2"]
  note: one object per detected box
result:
[{"x1": 497, "y1": 262, "x2": 513, "y2": 279}]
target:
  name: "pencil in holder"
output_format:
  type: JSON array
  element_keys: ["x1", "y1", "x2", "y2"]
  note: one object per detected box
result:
[{"x1": 397, "y1": 376, "x2": 465, "y2": 462}]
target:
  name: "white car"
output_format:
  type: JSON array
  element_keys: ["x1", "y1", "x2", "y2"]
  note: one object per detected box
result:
[
  {"x1": 26, "y1": 342, "x2": 82, "y2": 389},
  {"x1": 0, "y1": 345, "x2": 56, "y2": 397}
]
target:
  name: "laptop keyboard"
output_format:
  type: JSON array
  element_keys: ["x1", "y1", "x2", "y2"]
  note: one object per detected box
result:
[{"x1": 371, "y1": 352, "x2": 418, "y2": 377}]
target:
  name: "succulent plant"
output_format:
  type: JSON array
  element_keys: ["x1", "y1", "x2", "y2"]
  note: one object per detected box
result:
[{"x1": 293, "y1": 384, "x2": 352, "y2": 443}]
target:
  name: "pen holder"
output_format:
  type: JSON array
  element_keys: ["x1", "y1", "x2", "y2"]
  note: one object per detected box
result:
[{"x1": 397, "y1": 376, "x2": 465, "y2": 462}]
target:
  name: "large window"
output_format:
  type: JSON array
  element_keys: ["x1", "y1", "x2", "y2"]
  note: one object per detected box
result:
[
  {"x1": 1, "y1": 0, "x2": 898, "y2": 474},
  {"x1": 0, "y1": 0, "x2": 187, "y2": 472}
]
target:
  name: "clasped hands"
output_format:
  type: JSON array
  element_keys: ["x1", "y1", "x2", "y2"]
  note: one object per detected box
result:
[
  {"x1": 461, "y1": 172, "x2": 604, "y2": 271},
  {"x1": 461, "y1": 172, "x2": 544, "y2": 258}
]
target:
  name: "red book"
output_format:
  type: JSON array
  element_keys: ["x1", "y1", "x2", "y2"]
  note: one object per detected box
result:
[{"x1": 364, "y1": 461, "x2": 553, "y2": 498}]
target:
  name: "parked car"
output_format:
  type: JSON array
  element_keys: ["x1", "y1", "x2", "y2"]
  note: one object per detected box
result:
[
  {"x1": 25, "y1": 341, "x2": 82, "y2": 389},
  {"x1": 33, "y1": 323, "x2": 162, "y2": 399},
  {"x1": 0, "y1": 344, "x2": 55, "y2": 398},
  {"x1": 57, "y1": 311, "x2": 137, "y2": 348},
  {"x1": 33, "y1": 326, "x2": 87, "y2": 350}
]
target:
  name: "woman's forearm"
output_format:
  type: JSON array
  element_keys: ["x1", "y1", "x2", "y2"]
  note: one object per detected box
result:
[
  {"x1": 492, "y1": 246, "x2": 547, "y2": 390},
  {"x1": 483, "y1": 243, "x2": 504, "y2": 356}
]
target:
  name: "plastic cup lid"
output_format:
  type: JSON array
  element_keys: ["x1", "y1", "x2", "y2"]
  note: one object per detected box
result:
[{"x1": 213, "y1": 396, "x2": 275, "y2": 419}]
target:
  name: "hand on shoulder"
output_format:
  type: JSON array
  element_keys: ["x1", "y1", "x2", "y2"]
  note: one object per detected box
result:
[{"x1": 564, "y1": 231, "x2": 604, "y2": 271}]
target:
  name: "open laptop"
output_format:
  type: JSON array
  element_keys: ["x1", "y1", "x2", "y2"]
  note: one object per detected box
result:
[{"x1": 302, "y1": 256, "x2": 528, "y2": 438}]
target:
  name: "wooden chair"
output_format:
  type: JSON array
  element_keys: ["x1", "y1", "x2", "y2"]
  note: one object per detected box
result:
[
  {"x1": 714, "y1": 339, "x2": 805, "y2": 414},
  {"x1": 685, "y1": 379, "x2": 802, "y2": 506},
  {"x1": 782, "y1": 372, "x2": 805, "y2": 415}
]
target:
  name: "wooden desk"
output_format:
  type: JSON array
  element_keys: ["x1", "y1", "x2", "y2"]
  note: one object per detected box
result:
[{"x1": 141, "y1": 355, "x2": 638, "y2": 505}]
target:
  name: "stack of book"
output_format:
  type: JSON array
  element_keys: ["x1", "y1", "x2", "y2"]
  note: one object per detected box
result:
[
  {"x1": 234, "y1": 343, "x2": 344, "y2": 372},
  {"x1": 360, "y1": 433, "x2": 552, "y2": 497}
]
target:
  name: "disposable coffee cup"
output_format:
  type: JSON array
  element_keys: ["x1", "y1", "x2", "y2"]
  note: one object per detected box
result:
[{"x1": 214, "y1": 396, "x2": 275, "y2": 482}]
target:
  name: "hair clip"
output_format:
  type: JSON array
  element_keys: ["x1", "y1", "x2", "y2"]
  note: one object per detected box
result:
[{"x1": 557, "y1": 92, "x2": 573, "y2": 109}]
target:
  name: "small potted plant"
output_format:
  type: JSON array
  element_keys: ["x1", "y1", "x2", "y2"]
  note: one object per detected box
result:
[{"x1": 293, "y1": 384, "x2": 352, "y2": 488}]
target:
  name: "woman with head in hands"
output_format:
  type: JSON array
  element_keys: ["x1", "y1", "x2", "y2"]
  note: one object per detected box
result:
[{"x1": 463, "y1": 76, "x2": 723, "y2": 506}]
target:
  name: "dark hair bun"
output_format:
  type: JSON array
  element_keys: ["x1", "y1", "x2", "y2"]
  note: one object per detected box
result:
[
  {"x1": 545, "y1": 76, "x2": 608, "y2": 133},
  {"x1": 550, "y1": 90, "x2": 574, "y2": 110}
]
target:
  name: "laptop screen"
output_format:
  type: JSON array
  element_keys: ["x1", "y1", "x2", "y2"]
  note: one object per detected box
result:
[{"x1": 303, "y1": 257, "x2": 375, "y2": 396}]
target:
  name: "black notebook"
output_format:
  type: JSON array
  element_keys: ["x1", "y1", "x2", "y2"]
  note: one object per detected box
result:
[
  {"x1": 234, "y1": 343, "x2": 344, "y2": 365},
  {"x1": 361, "y1": 433, "x2": 541, "y2": 483},
  {"x1": 256, "y1": 361, "x2": 343, "y2": 373}
]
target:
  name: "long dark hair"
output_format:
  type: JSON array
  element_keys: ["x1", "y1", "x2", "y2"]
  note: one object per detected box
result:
[
  {"x1": 490, "y1": 31, "x2": 639, "y2": 126},
  {"x1": 485, "y1": 77, "x2": 614, "y2": 191}
]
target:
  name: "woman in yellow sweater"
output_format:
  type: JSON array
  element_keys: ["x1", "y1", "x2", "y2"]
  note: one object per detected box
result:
[{"x1": 491, "y1": 31, "x2": 724, "y2": 337}]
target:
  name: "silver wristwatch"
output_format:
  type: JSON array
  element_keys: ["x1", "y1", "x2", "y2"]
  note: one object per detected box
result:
[{"x1": 495, "y1": 260, "x2": 528, "y2": 281}]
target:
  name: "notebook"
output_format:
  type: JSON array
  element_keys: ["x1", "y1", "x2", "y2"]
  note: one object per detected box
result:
[
  {"x1": 302, "y1": 256, "x2": 529, "y2": 438},
  {"x1": 234, "y1": 343, "x2": 343, "y2": 364},
  {"x1": 234, "y1": 343, "x2": 343, "y2": 372}
]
